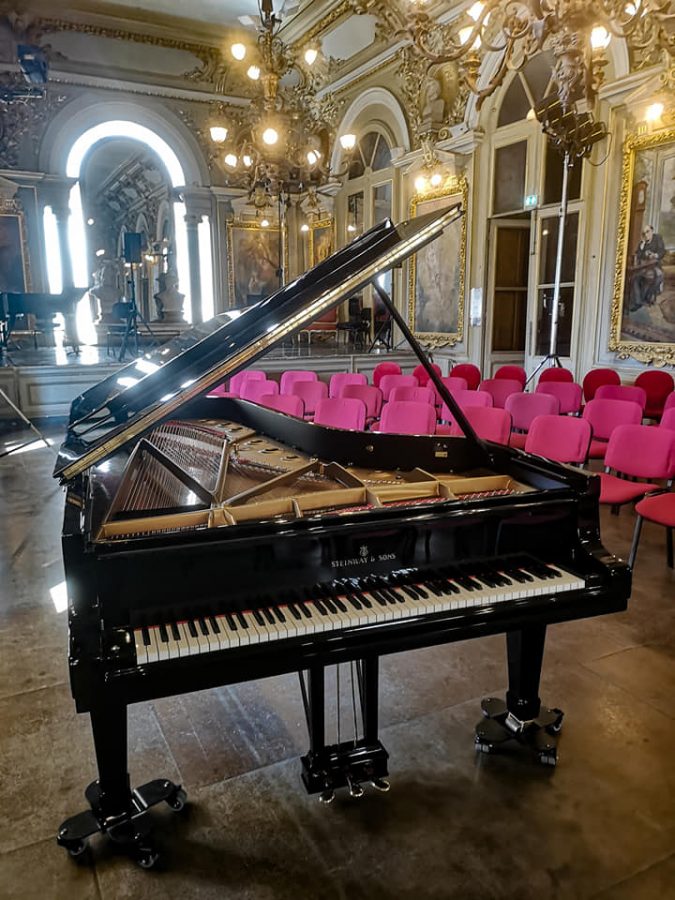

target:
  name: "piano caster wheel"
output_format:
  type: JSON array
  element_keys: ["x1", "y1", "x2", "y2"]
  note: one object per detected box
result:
[
  {"x1": 545, "y1": 710, "x2": 564, "y2": 736},
  {"x1": 370, "y1": 778, "x2": 390, "y2": 793},
  {"x1": 64, "y1": 839, "x2": 88, "y2": 859},
  {"x1": 475, "y1": 740, "x2": 493, "y2": 755},
  {"x1": 135, "y1": 846, "x2": 160, "y2": 869},
  {"x1": 167, "y1": 788, "x2": 187, "y2": 812},
  {"x1": 538, "y1": 750, "x2": 558, "y2": 767},
  {"x1": 319, "y1": 789, "x2": 335, "y2": 805}
]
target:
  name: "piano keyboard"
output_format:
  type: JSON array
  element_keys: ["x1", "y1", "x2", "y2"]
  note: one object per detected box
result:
[{"x1": 132, "y1": 559, "x2": 585, "y2": 666}]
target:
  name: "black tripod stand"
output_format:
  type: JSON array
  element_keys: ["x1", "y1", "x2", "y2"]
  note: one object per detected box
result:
[
  {"x1": 117, "y1": 265, "x2": 158, "y2": 362},
  {"x1": 0, "y1": 325, "x2": 52, "y2": 457}
]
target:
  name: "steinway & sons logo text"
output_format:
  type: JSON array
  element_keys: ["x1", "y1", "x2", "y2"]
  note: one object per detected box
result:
[{"x1": 330, "y1": 544, "x2": 396, "y2": 569}]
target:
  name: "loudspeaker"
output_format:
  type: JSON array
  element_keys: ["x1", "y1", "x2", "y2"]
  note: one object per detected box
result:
[{"x1": 123, "y1": 232, "x2": 143, "y2": 264}]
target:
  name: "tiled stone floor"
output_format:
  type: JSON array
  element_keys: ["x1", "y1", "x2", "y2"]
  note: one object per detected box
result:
[{"x1": 0, "y1": 425, "x2": 674, "y2": 899}]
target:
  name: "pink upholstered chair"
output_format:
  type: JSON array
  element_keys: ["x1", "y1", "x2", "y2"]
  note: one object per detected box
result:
[
  {"x1": 240, "y1": 379, "x2": 279, "y2": 402},
  {"x1": 582, "y1": 398, "x2": 643, "y2": 460},
  {"x1": 280, "y1": 369, "x2": 318, "y2": 394},
  {"x1": 314, "y1": 397, "x2": 366, "y2": 431},
  {"x1": 599, "y1": 424, "x2": 675, "y2": 510},
  {"x1": 634, "y1": 370, "x2": 675, "y2": 420},
  {"x1": 389, "y1": 385, "x2": 436, "y2": 405},
  {"x1": 430, "y1": 376, "x2": 468, "y2": 408},
  {"x1": 439, "y1": 390, "x2": 493, "y2": 424},
  {"x1": 258, "y1": 393, "x2": 304, "y2": 418},
  {"x1": 596, "y1": 383, "x2": 647, "y2": 411},
  {"x1": 524, "y1": 415, "x2": 592, "y2": 464},
  {"x1": 506, "y1": 392, "x2": 560, "y2": 450},
  {"x1": 494, "y1": 364, "x2": 527, "y2": 387},
  {"x1": 342, "y1": 384, "x2": 383, "y2": 421},
  {"x1": 379, "y1": 373, "x2": 418, "y2": 402},
  {"x1": 329, "y1": 372, "x2": 367, "y2": 398},
  {"x1": 377, "y1": 400, "x2": 437, "y2": 435},
  {"x1": 630, "y1": 491, "x2": 675, "y2": 569},
  {"x1": 450, "y1": 363, "x2": 481, "y2": 390},
  {"x1": 664, "y1": 392, "x2": 675, "y2": 414},
  {"x1": 372, "y1": 362, "x2": 402, "y2": 388},
  {"x1": 582, "y1": 368, "x2": 621, "y2": 403},
  {"x1": 290, "y1": 379, "x2": 328, "y2": 417},
  {"x1": 659, "y1": 408, "x2": 675, "y2": 431},
  {"x1": 412, "y1": 362, "x2": 442, "y2": 387},
  {"x1": 535, "y1": 381, "x2": 583, "y2": 415},
  {"x1": 442, "y1": 406, "x2": 512, "y2": 444},
  {"x1": 218, "y1": 369, "x2": 266, "y2": 397},
  {"x1": 479, "y1": 378, "x2": 523, "y2": 409},
  {"x1": 538, "y1": 367, "x2": 574, "y2": 384}
]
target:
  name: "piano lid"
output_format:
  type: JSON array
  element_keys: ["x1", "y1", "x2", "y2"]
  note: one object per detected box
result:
[{"x1": 54, "y1": 204, "x2": 462, "y2": 482}]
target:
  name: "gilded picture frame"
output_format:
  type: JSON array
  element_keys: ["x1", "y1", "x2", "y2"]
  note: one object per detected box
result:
[
  {"x1": 308, "y1": 218, "x2": 334, "y2": 268},
  {"x1": 609, "y1": 128, "x2": 675, "y2": 366},
  {"x1": 408, "y1": 176, "x2": 467, "y2": 348},
  {"x1": 226, "y1": 220, "x2": 288, "y2": 308},
  {"x1": 0, "y1": 199, "x2": 31, "y2": 293}
]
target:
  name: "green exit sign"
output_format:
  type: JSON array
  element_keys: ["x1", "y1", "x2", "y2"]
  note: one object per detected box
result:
[{"x1": 524, "y1": 194, "x2": 538, "y2": 208}]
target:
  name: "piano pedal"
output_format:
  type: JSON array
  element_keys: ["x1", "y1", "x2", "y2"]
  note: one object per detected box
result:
[
  {"x1": 346, "y1": 775, "x2": 364, "y2": 799},
  {"x1": 370, "y1": 778, "x2": 391, "y2": 793},
  {"x1": 301, "y1": 740, "x2": 389, "y2": 800},
  {"x1": 319, "y1": 789, "x2": 335, "y2": 805}
]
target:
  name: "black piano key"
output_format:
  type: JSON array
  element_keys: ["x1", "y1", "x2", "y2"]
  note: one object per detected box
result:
[
  {"x1": 252, "y1": 609, "x2": 265, "y2": 627},
  {"x1": 274, "y1": 606, "x2": 286, "y2": 623},
  {"x1": 413, "y1": 584, "x2": 429, "y2": 599},
  {"x1": 321, "y1": 597, "x2": 336, "y2": 614},
  {"x1": 159, "y1": 623, "x2": 169, "y2": 643},
  {"x1": 386, "y1": 587, "x2": 406, "y2": 603},
  {"x1": 401, "y1": 585, "x2": 420, "y2": 601},
  {"x1": 333, "y1": 596, "x2": 348, "y2": 613},
  {"x1": 346, "y1": 594, "x2": 362, "y2": 610},
  {"x1": 199, "y1": 618, "x2": 210, "y2": 636},
  {"x1": 262, "y1": 607, "x2": 275, "y2": 625},
  {"x1": 439, "y1": 577, "x2": 459, "y2": 594},
  {"x1": 210, "y1": 615, "x2": 221, "y2": 633},
  {"x1": 371, "y1": 591, "x2": 387, "y2": 607},
  {"x1": 236, "y1": 612, "x2": 248, "y2": 629},
  {"x1": 424, "y1": 582, "x2": 444, "y2": 598},
  {"x1": 314, "y1": 599, "x2": 328, "y2": 616},
  {"x1": 383, "y1": 588, "x2": 403, "y2": 604},
  {"x1": 187, "y1": 620, "x2": 198, "y2": 638},
  {"x1": 142, "y1": 626, "x2": 151, "y2": 646},
  {"x1": 299, "y1": 603, "x2": 312, "y2": 619},
  {"x1": 171, "y1": 622, "x2": 181, "y2": 641},
  {"x1": 225, "y1": 612, "x2": 237, "y2": 631},
  {"x1": 356, "y1": 592, "x2": 372, "y2": 609},
  {"x1": 288, "y1": 604, "x2": 302, "y2": 621}
]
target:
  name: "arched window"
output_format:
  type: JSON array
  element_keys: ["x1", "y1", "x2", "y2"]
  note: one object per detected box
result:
[{"x1": 348, "y1": 131, "x2": 393, "y2": 179}]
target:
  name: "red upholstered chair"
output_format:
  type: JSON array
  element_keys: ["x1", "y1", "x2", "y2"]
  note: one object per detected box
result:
[
  {"x1": 635, "y1": 370, "x2": 675, "y2": 420},
  {"x1": 450, "y1": 363, "x2": 481, "y2": 390},
  {"x1": 596, "y1": 383, "x2": 647, "y2": 411},
  {"x1": 506, "y1": 392, "x2": 560, "y2": 450},
  {"x1": 302, "y1": 307, "x2": 337, "y2": 344},
  {"x1": 660, "y1": 408, "x2": 675, "y2": 431},
  {"x1": 538, "y1": 367, "x2": 574, "y2": 384},
  {"x1": 377, "y1": 400, "x2": 436, "y2": 435},
  {"x1": 412, "y1": 362, "x2": 442, "y2": 387},
  {"x1": 342, "y1": 384, "x2": 383, "y2": 421},
  {"x1": 379, "y1": 373, "x2": 418, "y2": 401},
  {"x1": 630, "y1": 491, "x2": 675, "y2": 569},
  {"x1": 389, "y1": 385, "x2": 436, "y2": 405},
  {"x1": 329, "y1": 372, "x2": 367, "y2": 398},
  {"x1": 494, "y1": 364, "x2": 527, "y2": 387},
  {"x1": 290, "y1": 379, "x2": 328, "y2": 417},
  {"x1": 524, "y1": 415, "x2": 592, "y2": 464},
  {"x1": 582, "y1": 368, "x2": 621, "y2": 403},
  {"x1": 240, "y1": 379, "x2": 279, "y2": 402},
  {"x1": 372, "y1": 362, "x2": 402, "y2": 387},
  {"x1": 258, "y1": 393, "x2": 304, "y2": 418},
  {"x1": 439, "y1": 389, "x2": 493, "y2": 424},
  {"x1": 582, "y1": 398, "x2": 643, "y2": 460},
  {"x1": 535, "y1": 381, "x2": 583, "y2": 415},
  {"x1": 314, "y1": 397, "x2": 366, "y2": 431},
  {"x1": 479, "y1": 378, "x2": 523, "y2": 409},
  {"x1": 280, "y1": 369, "x2": 317, "y2": 394},
  {"x1": 599, "y1": 424, "x2": 675, "y2": 511},
  {"x1": 442, "y1": 406, "x2": 512, "y2": 444}
]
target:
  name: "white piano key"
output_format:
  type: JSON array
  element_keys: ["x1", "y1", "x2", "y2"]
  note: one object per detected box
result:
[{"x1": 134, "y1": 629, "x2": 148, "y2": 665}]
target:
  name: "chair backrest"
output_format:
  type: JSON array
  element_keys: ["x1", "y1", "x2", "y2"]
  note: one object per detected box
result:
[
  {"x1": 258, "y1": 393, "x2": 304, "y2": 418},
  {"x1": 450, "y1": 363, "x2": 481, "y2": 390},
  {"x1": 525, "y1": 415, "x2": 592, "y2": 464},
  {"x1": 605, "y1": 424, "x2": 675, "y2": 480},
  {"x1": 389, "y1": 385, "x2": 436, "y2": 405},
  {"x1": 341, "y1": 383, "x2": 383, "y2": 419},
  {"x1": 240, "y1": 379, "x2": 279, "y2": 402},
  {"x1": 596, "y1": 383, "x2": 647, "y2": 410},
  {"x1": 505, "y1": 392, "x2": 560, "y2": 432},
  {"x1": 313, "y1": 397, "x2": 366, "y2": 431},
  {"x1": 430, "y1": 376, "x2": 468, "y2": 405},
  {"x1": 494, "y1": 365, "x2": 527, "y2": 387},
  {"x1": 290, "y1": 379, "x2": 328, "y2": 413},
  {"x1": 582, "y1": 398, "x2": 643, "y2": 441},
  {"x1": 538, "y1": 367, "x2": 574, "y2": 384},
  {"x1": 379, "y1": 373, "x2": 418, "y2": 401},
  {"x1": 329, "y1": 372, "x2": 367, "y2": 398},
  {"x1": 412, "y1": 362, "x2": 442, "y2": 387},
  {"x1": 582, "y1": 368, "x2": 620, "y2": 402},
  {"x1": 634, "y1": 370, "x2": 675, "y2": 417},
  {"x1": 535, "y1": 381, "x2": 583, "y2": 415},
  {"x1": 659, "y1": 407, "x2": 675, "y2": 431},
  {"x1": 448, "y1": 406, "x2": 512, "y2": 444},
  {"x1": 440, "y1": 389, "x2": 493, "y2": 423},
  {"x1": 280, "y1": 369, "x2": 318, "y2": 394},
  {"x1": 378, "y1": 400, "x2": 437, "y2": 435},
  {"x1": 478, "y1": 378, "x2": 523, "y2": 408},
  {"x1": 664, "y1": 392, "x2": 675, "y2": 413},
  {"x1": 228, "y1": 369, "x2": 266, "y2": 396},
  {"x1": 372, "y1": 361, "x2": 402, "y2": 387}
]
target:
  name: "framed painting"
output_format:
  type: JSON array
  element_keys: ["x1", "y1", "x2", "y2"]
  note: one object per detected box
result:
[
  {"x1": 408, "y1": 175, "x2": 467, "y2": 348},
  {"x1": 0, "y1": 202, "x2": 30, "y2": 293},
  {"x1": 308, "y1": 218, "x2": 334, "y2": 267},
  {"x1": 610, "y1": 128, "x2": 675, "y2": 365},
  {"x1": 226, "y1": 220, "x2": 287, "y2": 308}
]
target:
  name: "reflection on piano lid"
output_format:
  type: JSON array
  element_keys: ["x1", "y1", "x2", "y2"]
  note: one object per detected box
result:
[{"x1": 54, "y1": 205, "x2": 463, "y2": 482}]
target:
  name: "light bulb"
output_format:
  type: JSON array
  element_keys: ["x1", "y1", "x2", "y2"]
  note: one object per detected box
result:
[
  {"x1": 260, "y1": 218, "x2": 270, "y2": 228},
  {"x1": 430, "y1": 172, "x2": 443, "y2": 187},
  {"x1": 301, "y1": 223, "x2": 310, "y2": 233},
  {"x1": 414, "y1": 175, "x2": 428, "y2": 193},
  {"x1": 459, "y1": 26, "x2": 481, "y2": 48},
  {"x1": 242, "y1": 154, "x2": 253, "y2": 167},
  {"x1": 307, "y1": 150, "x2": 319, "y2": 166},
  {"x1": 231, "y1": 42, "x2": 246, "y2": 60},
  {"x1": 224, "y1": 153, "x2": 238, "y2": 168},
  {"x1": 210, "y1": 125, "x2": 228, "y2": 143},
  {"x1": 247, "y1": 65, "x2": 260, "y2": 80},
  {"x1": 590, "y1": 26, "x2": 610, "y2": 50},
  {"x1": 646, "y1": 102, "x2": 664, "y2": 122},
  {"x1": 95, "y1": 248, "x2": 105, "y2": 257},
  {"x1": 262, "y1": 127, "x2": 279, "y2": 146},
  {"x1": 347, "y1": 224, "x2": 357, "y2": 233},
  {"x1": 467, "y1": 1, "x2": 484, "y2": 20},
  {"x1": 339, "y1": 133, "x2": 357, "y2": 151},
  {"x1": 304, "y1": 47, "x2": 318, "y2": 65}
]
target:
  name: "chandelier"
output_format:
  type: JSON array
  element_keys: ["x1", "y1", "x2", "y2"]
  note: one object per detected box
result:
[
  {"x1": 209, "y1": 0, "x2": 356, "y2": 209},
  {"x1": 403, "y1": 0, "x2": 675, "y2": 111}
]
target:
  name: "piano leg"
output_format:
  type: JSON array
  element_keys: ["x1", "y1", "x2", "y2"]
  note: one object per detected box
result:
[
  {"x1": 300, "y1": 658, "x2": 390, "y2": 801},
  {"x1": 475, "y1": 625, "x2": 564, "y2": 766},
  {"x1": 56, "y1": 702, "x2": 186, "y2": 868}
]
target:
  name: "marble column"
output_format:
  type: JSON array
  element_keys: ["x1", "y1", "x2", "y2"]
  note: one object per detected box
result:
[
  {"x1": 184, "y1": 212, "x2": 202, "y2": 325},
  {"x1": 53, "y1": 200, "x2": 74, "y2": 290}
]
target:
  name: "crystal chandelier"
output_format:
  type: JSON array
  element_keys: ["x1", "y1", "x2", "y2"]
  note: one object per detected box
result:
[{"x1": 403, "y1": 0, "x2": 675, "y2": 110}]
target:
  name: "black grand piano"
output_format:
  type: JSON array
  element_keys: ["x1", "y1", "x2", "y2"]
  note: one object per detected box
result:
[{"x1": 53, "y1": 207, "x2": 631, "y2": 867}]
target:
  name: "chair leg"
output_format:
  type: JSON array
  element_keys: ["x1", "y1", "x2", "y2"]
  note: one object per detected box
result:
[
  {"x1": 667, "y1": 527, "x2": 673, "y2": 569},
  {"x1": 628, "y1": 515, "x2": 644, "y2": 570}
]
